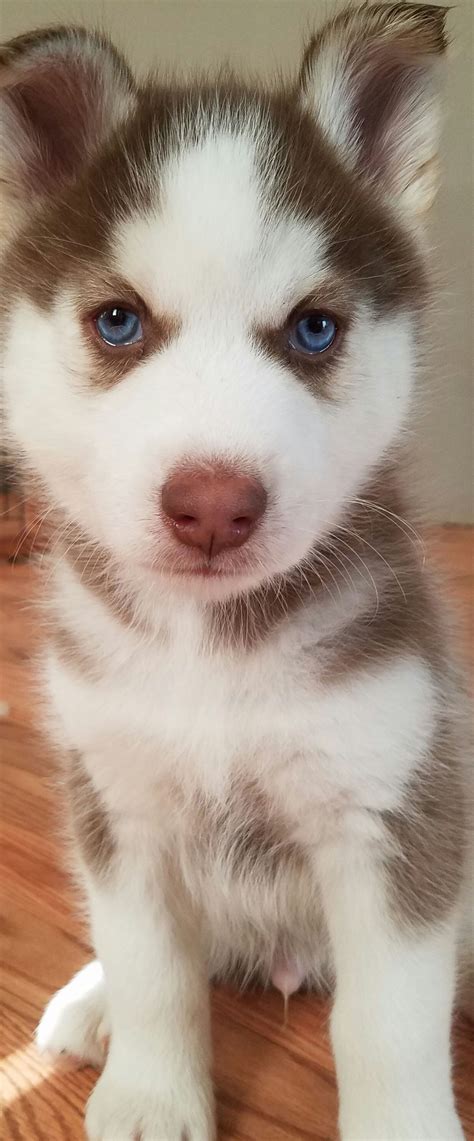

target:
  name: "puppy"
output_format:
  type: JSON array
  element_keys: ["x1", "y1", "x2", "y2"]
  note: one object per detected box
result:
[{"x1": 1, "y1": 5, "x2": 471, "y2": 1139}]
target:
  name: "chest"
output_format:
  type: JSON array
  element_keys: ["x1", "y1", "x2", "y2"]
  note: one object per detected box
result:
[{"x1": 46, "y1": 612, "x2": 436, "y2": 831}]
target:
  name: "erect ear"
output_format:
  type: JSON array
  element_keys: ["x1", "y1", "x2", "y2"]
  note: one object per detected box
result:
[
  {"x1": 299, "y1": 3, "x2": 448, "y2": 218},
  {"x1": 0, "y1": 25, "x2": 136, "y2": 245}
]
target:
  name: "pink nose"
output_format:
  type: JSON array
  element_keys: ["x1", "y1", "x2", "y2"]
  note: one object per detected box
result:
[{"x1": 161, "y1": 465, "x2": 267, "y2": 556}]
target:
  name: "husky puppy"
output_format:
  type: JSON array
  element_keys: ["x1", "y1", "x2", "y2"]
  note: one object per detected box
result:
[{"x1": 1, "y1": 5, "x2": 471, "y2": 1138}]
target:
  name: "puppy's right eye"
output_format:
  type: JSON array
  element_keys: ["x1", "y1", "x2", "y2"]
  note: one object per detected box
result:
[{"x1": 95, "y1": 307, "x2": 143, "y2": 347}]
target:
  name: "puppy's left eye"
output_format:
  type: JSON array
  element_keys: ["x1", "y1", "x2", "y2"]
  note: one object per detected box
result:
[
  {"x1": 288, "y1": 311, "x2": 337, "y2": 355},
  {"x1": 95, "y1": 307, "x2": 143, "y2": 347}
]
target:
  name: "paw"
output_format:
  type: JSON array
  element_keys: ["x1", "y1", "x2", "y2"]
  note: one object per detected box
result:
[
  {"x1": 36, "y1": 960, "x2": 109, "y2": 1069},
  {"x1": 340, "y1": 1106, "x2": 465, "y2": 1141},
  {"x1": 85, "y1": 1053, "x2": 215, "y2": 1140}
]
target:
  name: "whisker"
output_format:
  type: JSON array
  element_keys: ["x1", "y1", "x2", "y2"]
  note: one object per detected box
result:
[
  {"x1": 331, "y1": 535, "x2": 381, "y2": 616},
  {"x1": 337, "y1": 525, "x2": 407, "y2": 603},
  {"x1": 352, "y1": 497, "x2": 425, "y2": 563}
]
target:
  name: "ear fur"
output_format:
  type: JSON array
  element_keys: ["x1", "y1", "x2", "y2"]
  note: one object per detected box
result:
[
  {"x1": 0, "y1": 25, "x2": 136, "y2": 246},
  {"x1": 299, "y1": 3, "x2": 449, "y2": 217}
]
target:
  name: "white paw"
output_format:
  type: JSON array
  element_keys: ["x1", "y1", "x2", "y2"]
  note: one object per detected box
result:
[
  {"x1": 36, "y1": 960, "x2": 109, "y2": 1069},
  {"x1": 85, "y1": 1051, "x2": 215, "y2": 1140},
  {"x1": 340, "y1": 1106, "x2": 465, "y2": 1141}
]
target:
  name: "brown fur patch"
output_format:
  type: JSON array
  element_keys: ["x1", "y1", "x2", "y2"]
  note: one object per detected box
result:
[
  {"x1": 183, "y1": 776, "x2": 331, "y2": 990},
  {"x1": 209, "y1": 464, "x2": 441, "y2": 672},
  {"x1": 77, "y1": 276, "x2": 180, "y2": 390},
  {"x1": 17, "y1": 485, "x2": 161, "y2": 642},
  {"x1": 264, "y1": 90, "x2": 427, "y2": 317},
  {"x1": 256, "y1": 287, "x2": 348, "y2": 402},
  {"x1": 205, "y1": 778, "x2": 305, "y2": 885},
  {"x1": 49, "y1": 621, "x2": 101, "y2": 681},
  {"x1": 0, "y1": 24, "x2": 133, "y2": 73},
  {"x1": 52, "y1": 520, "x2": 150, "y2": 635},
  {"x1": 382, "y1": 718, "x2": 466, "y2": 927},
  {"x1": 300, "y1": 4, "x2": 448, "y2": 89},
  {"x1": 65, "y1": 750, "x2": 115, "y2": 877}
]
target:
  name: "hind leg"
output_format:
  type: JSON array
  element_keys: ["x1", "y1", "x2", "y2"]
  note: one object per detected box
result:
[{"x1": 36, "y1": 960, "x2": 109, "y2": 1068}]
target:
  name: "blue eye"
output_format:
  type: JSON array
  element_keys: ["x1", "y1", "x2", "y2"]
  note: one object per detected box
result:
[
  {"x1": 95, "y1": 307, "x2": 143, "y2": 346},
  {"x1": 289, "y1": 311, "x2": 337, "y2": 355}
]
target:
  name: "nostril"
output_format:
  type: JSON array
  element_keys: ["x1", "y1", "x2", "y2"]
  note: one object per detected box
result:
[
  {"x1": 174, "y1": 514, "x2": 197, "y2": 526},
  {"x1": 232, "y1": 515, "x2": 251, "y2": 527}
]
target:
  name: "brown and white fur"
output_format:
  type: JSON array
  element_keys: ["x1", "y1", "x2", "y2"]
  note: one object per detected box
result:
[{"x1": 1, "y1": 5, "x2": 472, "y2": 1139}]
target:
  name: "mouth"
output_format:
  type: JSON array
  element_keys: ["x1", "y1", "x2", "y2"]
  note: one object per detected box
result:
[
  {"x1": 173, "y1": 564, "x2": 236, "y2": 578},
  {"x1": 141, "y1": 549, "x2": 261, "y2": 592},
  {"x1": 142, "y1": 553, "x2": 251, "y2": 578}
]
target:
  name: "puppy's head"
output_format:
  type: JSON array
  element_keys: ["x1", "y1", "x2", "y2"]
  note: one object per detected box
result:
[{"x1": 1, "y1": 7, "x2": 447, "y2": 601}]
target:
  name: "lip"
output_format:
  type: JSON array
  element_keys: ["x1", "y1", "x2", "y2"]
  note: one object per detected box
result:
[
  {"x1": 172, "y1": 565, "x2": 236, "y2": 578},
  {"x1": 141, "y1": 547, "x2": 258, "y2": 582},
  {"x1": 141, "y1": 559, "x2": 241, "y2": 580}
]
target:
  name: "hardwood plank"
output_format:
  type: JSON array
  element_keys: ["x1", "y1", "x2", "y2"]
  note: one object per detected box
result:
[{"x1": 1, "y1": 531, "x2": 473, "y2": 1139}]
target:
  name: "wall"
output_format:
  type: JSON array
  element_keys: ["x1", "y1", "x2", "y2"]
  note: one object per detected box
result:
[{"x1": 2, "y1": 0, "x2": 472, "y2": 521}]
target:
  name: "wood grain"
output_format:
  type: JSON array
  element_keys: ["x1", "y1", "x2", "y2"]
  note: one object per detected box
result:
[{"x1": 1, "y1": 530, "x2": 473, "y2": 1140}]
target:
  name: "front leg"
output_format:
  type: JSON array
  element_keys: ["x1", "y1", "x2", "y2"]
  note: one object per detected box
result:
[
  {"x1": 83, "y1": 836, "x2": 214, "y2": 1140},
  {"x1": 317, "y1": 837, "x2": 463, "y2": 1141}
]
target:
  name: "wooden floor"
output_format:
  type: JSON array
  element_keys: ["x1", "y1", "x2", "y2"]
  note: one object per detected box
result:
[{"x1": 1, "y1": 528, "x2": 473, "y2": 1140}]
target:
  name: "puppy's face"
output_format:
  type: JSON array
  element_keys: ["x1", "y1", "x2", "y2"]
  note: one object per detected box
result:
[{"x1": 1, "y1": 8, "x2": 445, "y2": 600}]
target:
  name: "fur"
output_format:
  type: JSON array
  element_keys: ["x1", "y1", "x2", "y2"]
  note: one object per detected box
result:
[{"x1": 1, "y1": 5, "x2": 471, "y2": 1139}]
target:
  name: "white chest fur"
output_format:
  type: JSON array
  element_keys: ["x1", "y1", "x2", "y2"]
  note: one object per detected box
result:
[{"x1": 45, "y1": 568, "x2": 436, "y2": 842}]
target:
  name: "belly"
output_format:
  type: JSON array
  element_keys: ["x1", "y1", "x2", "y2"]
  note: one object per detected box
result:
[{"x1": 176, "y1": 780, "x2": 333, "y2": 993}]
